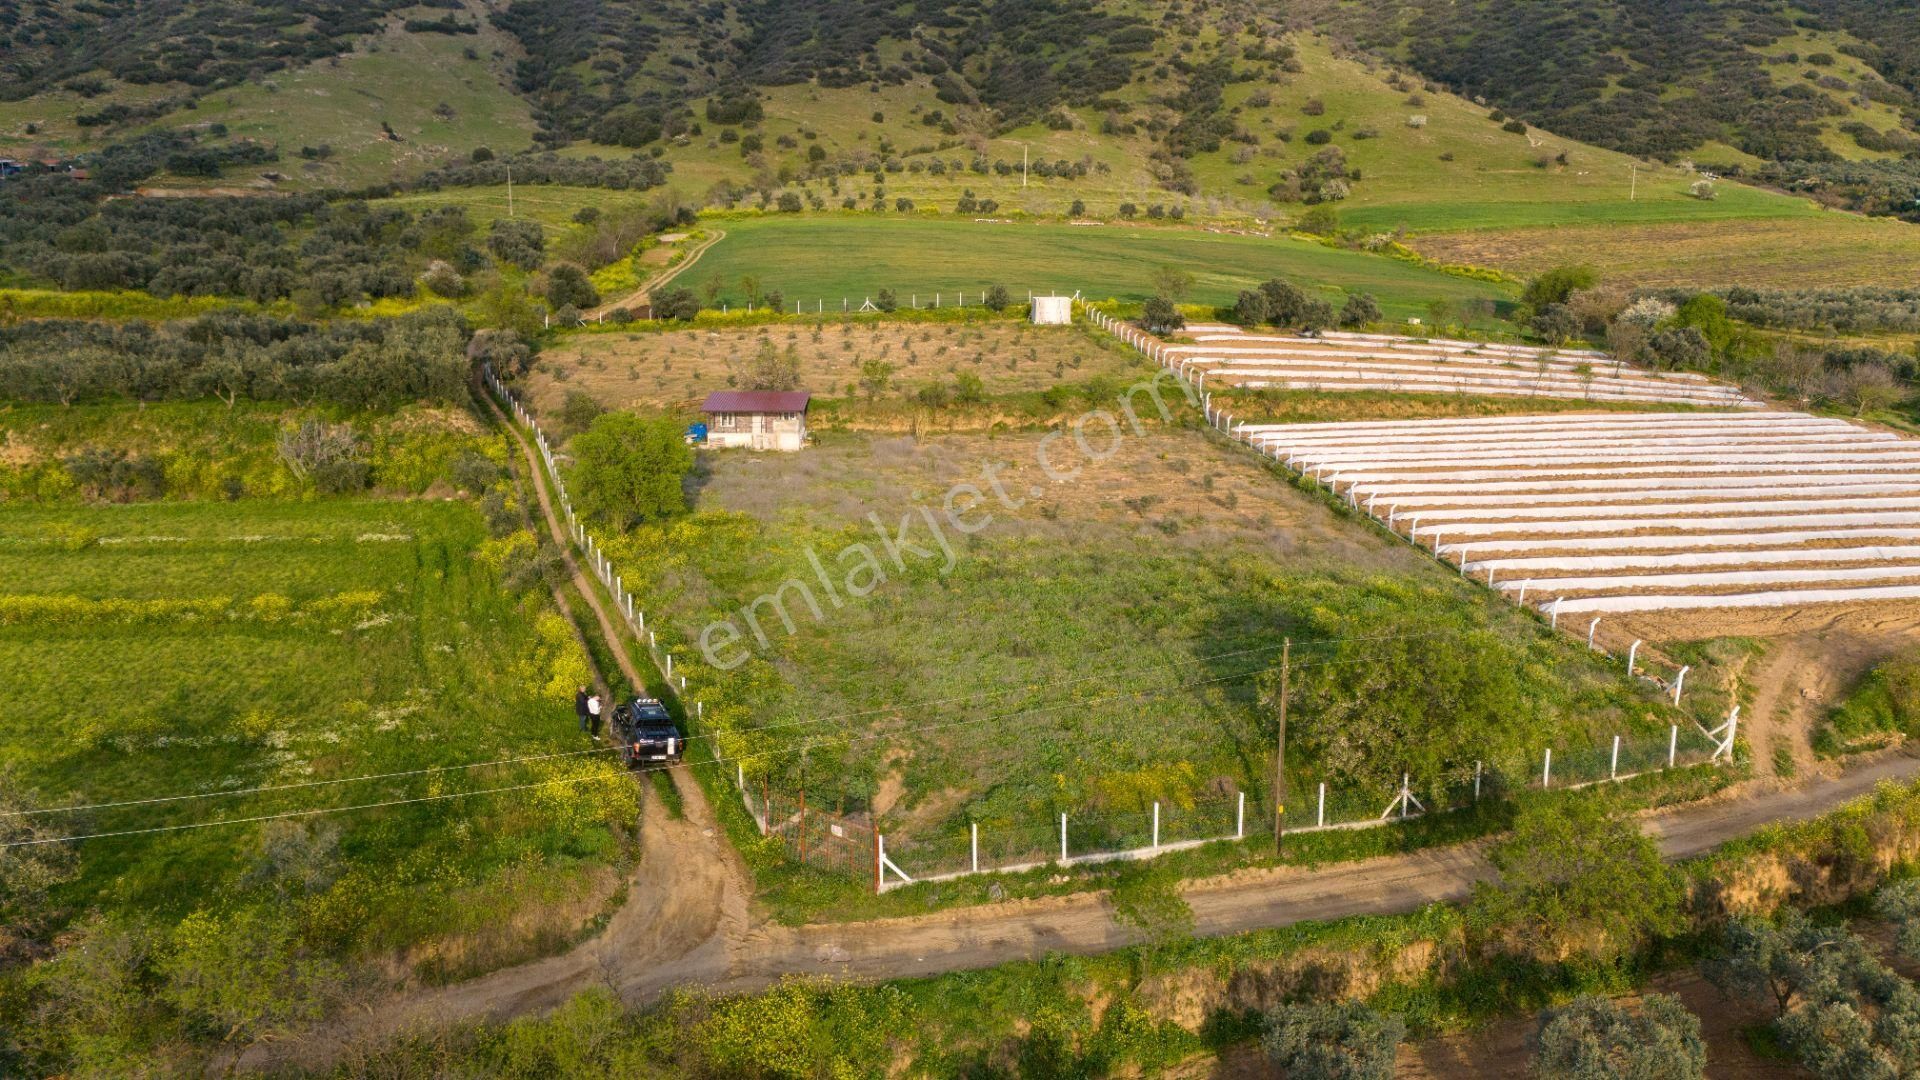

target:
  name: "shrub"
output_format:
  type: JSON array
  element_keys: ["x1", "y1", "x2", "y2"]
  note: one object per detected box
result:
[
  {"x1": 1531, "y1": 995, "x2": 1706, "y2": 1080},
  {"x1": 1338, "y1": 293, "x2": 1380, "y2": 329},
  {"x1": 488, "y1": 218, "x2": 546, "y2": 271},
  {"x1": 1261, "y1": 1002, "x2": 1404, "y2": 1080},
  {"x1": 276, "y1": 420, "x2": 368, "y2": 494},
  {"x1": 1304, "y1": 128, "x2": 1333, "y2": 145},
  {"x1": 983, "y1": 284, "x2": 1011, "y2": 311},
  {"x1": 1141, "y1": 296, "x2": 1183, "y2": 334},
  {"x1": 569, "y1": 412, "x2": 692, "y2": 529},
  {"x1": 1233, "y1": 289, "x2": 1272, "y2": 326}
]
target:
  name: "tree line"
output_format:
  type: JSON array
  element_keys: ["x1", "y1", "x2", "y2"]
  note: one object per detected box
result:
[{"x1": 0, "y1": 308, "x2": 476, "y2": 411}]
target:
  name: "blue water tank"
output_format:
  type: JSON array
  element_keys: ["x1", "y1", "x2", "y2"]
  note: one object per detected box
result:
[{"x1": 685, "y1": 422, "x2": 709, "y2": 444}]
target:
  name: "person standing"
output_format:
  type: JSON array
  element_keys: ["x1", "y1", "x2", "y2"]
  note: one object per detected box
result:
[
  {"x1": 586, "y1": 692, "x2": 602, "y2": 738},
  {"x1": 575, "y1": 686, "x2": 591, "y2": 734}
]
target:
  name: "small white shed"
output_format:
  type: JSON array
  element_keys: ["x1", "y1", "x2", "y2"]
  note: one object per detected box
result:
[{"x1": 1031, "y1": 295, "x2": 1073, "y2": 325}]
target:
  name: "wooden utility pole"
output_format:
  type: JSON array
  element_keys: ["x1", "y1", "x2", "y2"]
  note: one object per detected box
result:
[
  {"x1": 507, "y1": 164, "x2": 514, "y2": 217},
  {"x1": 1274, "y1": 637, "x2": 1289, "y2": 851}
]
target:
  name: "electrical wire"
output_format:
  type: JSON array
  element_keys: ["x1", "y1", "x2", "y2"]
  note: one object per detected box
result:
[
  {"x1": 3, "y1": 654, "x2": 1328, "y2": 849},
  {"x1": 3, "y1": 625, "x2": 1470, "y2": 820}
]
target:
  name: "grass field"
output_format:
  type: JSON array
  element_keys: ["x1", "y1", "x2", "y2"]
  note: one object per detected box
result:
[
  {"x1": 681, "y1": 215, "x2": 1511, "y2": 317},
  {"x1": 1407, "y1": 214, "x2": 1920, "y2": 289},
  {"x1": 599, "y1": 428, "x2": 1706, "y2": 862},
  {"x1": 0, "y1": 497, "x2": 635, "y2": 982}
]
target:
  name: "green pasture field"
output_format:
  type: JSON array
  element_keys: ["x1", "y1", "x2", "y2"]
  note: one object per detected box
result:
[
  {"x1": 600, "y1": 428, "x2": 1708, "y2": 863},
  {"x1": 0, "y1": 496, "x2": 635, "y2": 982},
  {"x1": 676, "y1": 215, "x2": 1511, "y2": 316}
]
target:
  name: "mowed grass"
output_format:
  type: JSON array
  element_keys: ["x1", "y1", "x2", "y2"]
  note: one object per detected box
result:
[
  {"x1": 0, "y1": 499, "x2": 634, "y2": 980},
  {"x1": 607, "y1": 429, "x2": 1689, "y2": 858},
  {"x1": 682, "y1": 215, "x2": 1511, "y2": 317}
]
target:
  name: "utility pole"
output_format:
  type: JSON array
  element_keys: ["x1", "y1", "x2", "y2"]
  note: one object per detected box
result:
[
  {"x1": 507, "y1": 164, "x2": 514, "y2": 217},
  {"x1": 1022, "y1": 143, "x2": 1028, "y2": 188},
  {"x1": 1274, "y1": 637, "x2": 1289, "y2": 852},
  {"x1": 1628, "y1": 162, "x2": 1637, "y2": 202}
]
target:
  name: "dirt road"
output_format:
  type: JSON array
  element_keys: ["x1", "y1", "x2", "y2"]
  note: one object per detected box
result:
[
  {"x1": 238, "y1": 386, "x2": 1920, "y2": 1072},
  {"x1": 584, "y1": 228, "x2": 725, "y2": 320}
]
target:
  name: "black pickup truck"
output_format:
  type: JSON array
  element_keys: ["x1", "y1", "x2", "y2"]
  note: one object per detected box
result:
[{"x1": 608, "y1": 696, "x2": 684, "y2": 767}]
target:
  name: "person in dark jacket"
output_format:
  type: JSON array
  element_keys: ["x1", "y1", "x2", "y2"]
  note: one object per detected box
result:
[{"x1": 575, "y1": 686, "x2": 592, "y2": 734}]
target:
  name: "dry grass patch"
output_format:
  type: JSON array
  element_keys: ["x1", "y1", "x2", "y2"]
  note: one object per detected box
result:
[{"x1": 528, "y1": 322, "x2": 1141, "y2": 413}]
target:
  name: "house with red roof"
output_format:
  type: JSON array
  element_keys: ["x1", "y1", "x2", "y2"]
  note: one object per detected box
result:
[{"x1": 699, "y1": 390, "x2": 811, "y2": 451}]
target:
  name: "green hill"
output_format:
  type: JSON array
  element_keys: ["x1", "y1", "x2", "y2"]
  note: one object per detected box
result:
[{"x1": 3, "y1": 1, "x2": 1919, "y2": 288}]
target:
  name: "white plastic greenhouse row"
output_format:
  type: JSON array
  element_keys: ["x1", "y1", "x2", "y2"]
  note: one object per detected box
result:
[
  {"x1": 1086, "y1": 312, "x2": 1740, "y2": 408},
  {"x1": 1236, "y1": 409, "x2": 1920, "y2": 617},
  {"x1": 1186, "y1": 362, "x2": 1750, "y2": 406},
  {"x1": 1546, "y1": 585, "x2": 1920, "y2": 615},
  {"x1": 1410, "y1": 496, "x2": 1920, "y2": 523},
  {"x1": 1497, "y1": 564, "x2": 1920, "y2": 595},
  {"x1": 1266, "y1": 417, "x2": 1884, "y2": 447},
  {"x1": 1182, "y1": 324, "x2": 1614, "y2": 363},
  {"x1": 1447, "y1": 528, "x2": 1920, "y2": 555},
  {"x1": 1469, "y1": 545, "x2": 1920, "y2": 574},
  {"x1": 1174, "y1": 341, "x2": 1653, "y2": 375},
  {"x1": 1211, "y1": 374, "x2": 1750, "y2": 408}
]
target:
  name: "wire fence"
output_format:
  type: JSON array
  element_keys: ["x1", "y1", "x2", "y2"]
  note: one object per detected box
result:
[{"x1": 485, "y1": 359, "x2": 1742, "y2": 897}]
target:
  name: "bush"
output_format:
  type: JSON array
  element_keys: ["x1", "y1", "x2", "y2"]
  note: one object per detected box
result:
[
  {"x1": 488, "y1": 218, "x2": 546, "y2": 271},
  {"x1": 449, "y1": 451, "x2": 504, "y2": 495},
  {"x1": 1532, "y1": 995, "x2": 1706, "y2": 1080},
  {"x1": 276, "y1": 420, "x2": 368, "y2": 494},
  {"x1": 1304, "y1": 129, "x2": 1333, "y2": 145},
  {"x1": 1522, "y1": 266, "x2": 1598, "y2": 313},
  {"x1": 1338, "y1": 293, "x2": 1380, "y2": 329},
  {"x1": 1261, "y1": 1002, "x2": 1404, "y2": 1080},
  {"x1": 1233, "y1": 289, "x2": 1272, "y2": 326},
  {"x1": 984, "y1": 284, "x2": 1011, "y2": 311},
  {"x1": 569, "y1": 412, "x2": 692, "y2": 529},
  {"x1": 1141, "y1": 296, "x2": 1183, "y2": 334},
  {"x1": 544, "y1": 263, "x2": 600, "y2": 310}
]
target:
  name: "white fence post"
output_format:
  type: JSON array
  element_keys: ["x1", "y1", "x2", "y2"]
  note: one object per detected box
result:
[
  {"x1": 1317, "y1": 782, "x2": 1326, "y2": 827},
  {"x1": 1236, "y1": 791, "x2": 1246, "y2": 839},
  {"x1": 1668, "y1": 724, "x2": 1678, "y2": 768},
  {"x1": 1543, "y1": 748, "x2": 1553, "y2": 788},
  {"x1": 1610, "y1": 734, "x2": 1621, "y2": 779},
  {"x1": 1588, "y1": 617, "x2": 1601, "y2": 650},
  {"x1": 1152, "y1": 802, "x2": 1160, "y2": 849},
  {"x1": 1474, "y1": 760, "x2": 1482, "y2": 801},
  {"x1": 971, "y1": 822, "x2": 979, "y2": 873},
  {"x1": 1059, "y1": 813, "x2": 1068, "y2": 864},
  {"x1": 1672, "y1": 666, "x2": 1690, "y2": 706},
  {"x1": 1628, "y1": 639, "x2": 1641, "y2": 677}
]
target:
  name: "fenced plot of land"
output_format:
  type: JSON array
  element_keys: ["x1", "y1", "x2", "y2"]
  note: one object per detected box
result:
[
  {"x1": 526, "y1": 321, "x2": 1141, "y2": 412},
  {"x1": 0, "y1": 500, "x2": 636, "y2": 982},
  {"x1": 1162, "y1": 324, "x2": 1756, "y2": 408},
  {"x1": 1240, "y1": 411, "x2": 1920, "y2": 632},
  {"x1": 604, "y1": 428, "x2": 1697, "y2": 859}
]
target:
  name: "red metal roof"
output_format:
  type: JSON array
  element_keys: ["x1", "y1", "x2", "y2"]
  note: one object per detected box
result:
[{"x1": 701, "y1": 390, "x2": 811, "y2": 413}]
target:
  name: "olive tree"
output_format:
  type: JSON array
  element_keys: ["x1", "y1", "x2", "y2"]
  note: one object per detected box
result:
[
  {"x1": 1141, "y1": 295, "x2": 1184, "y2": 335},
  {"x1": 1530, "y1": 994, "x2": 1706, "y2": 1080},
  {"x1": 1262, "y1": 1001, "x2": 1405, "y2": 1080}
]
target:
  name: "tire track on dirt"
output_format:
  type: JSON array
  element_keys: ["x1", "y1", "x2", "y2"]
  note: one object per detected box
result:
[{"x1": 586, "y1": 228, "x2": 726, "y2": 319}]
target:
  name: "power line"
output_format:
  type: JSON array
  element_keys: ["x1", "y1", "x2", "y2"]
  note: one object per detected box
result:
[
  {"x1": 5, "y1": 657, "x2": 1310, "y2": 849},
  {"x1": 5, "y1": 625, "x2": 1473, "y2": 821}
]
